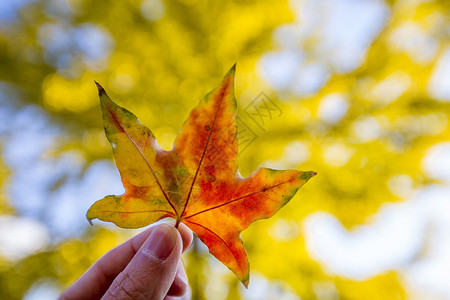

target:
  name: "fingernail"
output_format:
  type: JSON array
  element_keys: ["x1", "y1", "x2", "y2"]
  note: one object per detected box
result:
[{"x1": 144, "y1": 224, "x2": 177, "y2": 260}]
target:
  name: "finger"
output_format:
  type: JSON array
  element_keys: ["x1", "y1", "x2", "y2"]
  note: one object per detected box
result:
[
  {"x1": 104, "y1": 224, "x2": 182, "y2": 299},
  {"x1": 164, "y1": 281, "x2": 191, "y2": 300},
  {"x1": 59, "y1": 222, "x2": 192, "y2": 300},
  {"x1": 166, "y1": 261, "x2": 189, "y2": 297},
  {"x1": 59, "y1": 227, "x2": 156, "y2": 300},
  {"x1": 178, "y1": 223, "x2": 193, "y2": 253},
  {"x1": 164, "y1": 286, "x2": 192, "y2": 300}
]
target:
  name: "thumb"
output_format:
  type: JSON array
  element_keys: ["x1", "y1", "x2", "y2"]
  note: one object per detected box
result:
[{"x1": 104, "y1": 224, "x2": 183, "y2": 300}]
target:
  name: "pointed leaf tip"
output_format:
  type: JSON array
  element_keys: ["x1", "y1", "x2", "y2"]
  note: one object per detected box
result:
[
  {"x1": 86, "y1": 212, "x2": 94, "y2": 226},
  {"x1": 243, "y1": 279, "x2": 249, "y2": 288},
  {"x1": 94, "y1": 81, "x2": 106, "y2": 96},
  {"x1": 300, "y1": 171, "x2": 317, "y2": 181},
  {"x1": 228, "y1": 63, "x2": 236, "y2": 75}
]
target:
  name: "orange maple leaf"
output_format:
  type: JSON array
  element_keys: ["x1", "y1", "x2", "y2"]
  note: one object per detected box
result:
[{"x1": 87, "y1": 65, "x2": 316, "y2": 286}]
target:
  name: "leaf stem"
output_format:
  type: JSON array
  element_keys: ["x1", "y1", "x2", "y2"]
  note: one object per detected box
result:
[{"x1": 174, "y1": 218, "x2": 181, "y2": 228}]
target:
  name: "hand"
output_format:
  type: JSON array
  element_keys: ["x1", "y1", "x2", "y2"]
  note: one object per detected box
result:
[{"x1": 59, "y1": 223, "x2": 193, "y2": 300}]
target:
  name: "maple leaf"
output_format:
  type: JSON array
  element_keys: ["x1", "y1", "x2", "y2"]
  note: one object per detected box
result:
[{"x1": 87, "y1": 65, "x2": 316, "y2": 287}]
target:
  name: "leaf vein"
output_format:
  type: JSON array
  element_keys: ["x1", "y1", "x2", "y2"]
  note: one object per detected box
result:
[
  {"x1": 184, "y1": 178, "x2": 294, "y2": 219},
  {"x1": 95, "y1": 210, "x2": 174, "y2": 215},
  {"x1": 109, "y1": 109, "x2": 178, "y2": 216},
  {"x1": 179, "y1": 86, "x2": 228, "y2": 219},
  {"x1": 185, "y1": 220, "x2": 239, "y2": 263}
]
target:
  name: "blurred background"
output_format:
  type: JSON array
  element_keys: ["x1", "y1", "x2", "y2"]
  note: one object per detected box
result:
[{"x1": 1, "y1": 0, "x2": 450, "y2": 299}]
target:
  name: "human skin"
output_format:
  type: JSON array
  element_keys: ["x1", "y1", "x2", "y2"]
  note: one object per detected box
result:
[{"x1": 59, "y1": 223, "x2": 193, "y2": 300}]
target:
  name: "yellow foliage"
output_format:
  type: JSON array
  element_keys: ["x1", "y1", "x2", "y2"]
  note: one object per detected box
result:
[{"x1": 1, "y1": 0, "x2": 450, "y2": 299}]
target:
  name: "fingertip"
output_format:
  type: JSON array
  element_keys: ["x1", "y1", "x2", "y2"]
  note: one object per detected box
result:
[
  {"x1": 167, "y1": 262, "x2": 189, "y2": 297},
  {"x1": 142, "y1": 224, "x2": 182, "y2": 261},
  {"x1": 106, "y1": 224, "x2": 184, "y2": 299},
  {"x1": 178, "y1": 223, "x2": 194, "y2": 253}
]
